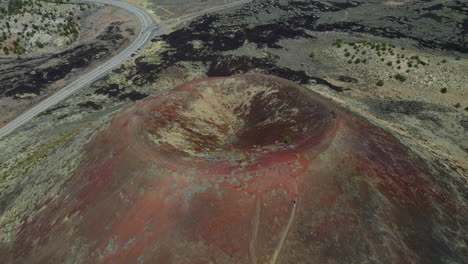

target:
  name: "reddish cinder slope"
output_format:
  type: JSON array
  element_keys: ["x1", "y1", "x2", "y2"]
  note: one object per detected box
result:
[{"x1": 5, "y1": 75, "x2": 466, "y2": 263}]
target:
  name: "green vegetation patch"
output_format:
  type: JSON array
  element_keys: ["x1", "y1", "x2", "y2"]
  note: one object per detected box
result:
[
  {"x1": 0, "y1": 0, "x2": 90, "y2": 55},
  {"x1": 394, "y1": 74, "x2": 407, "y2": 82},
  {"x1": 0, "y1": 126, "x2": 83, "y2": 184}
]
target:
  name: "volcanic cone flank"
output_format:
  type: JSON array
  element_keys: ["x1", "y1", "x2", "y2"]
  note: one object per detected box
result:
[{"x1": 5, "y1": 75, "x2": 465, "y2": 264}]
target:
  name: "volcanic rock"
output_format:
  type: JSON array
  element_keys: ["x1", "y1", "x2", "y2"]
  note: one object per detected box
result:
[{"x1": 3, "y1": 75, "x2": 465, "y2": 263}]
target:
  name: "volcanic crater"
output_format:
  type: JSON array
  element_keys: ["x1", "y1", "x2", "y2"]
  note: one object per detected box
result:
[
  {"x1": 128, "y1": 75, "x2": 337, "y2": 174},
  {"x1": 4, "y1": 75, "x2": 465, "y2": 264}
]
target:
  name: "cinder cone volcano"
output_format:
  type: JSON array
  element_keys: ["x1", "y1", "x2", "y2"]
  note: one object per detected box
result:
[{"x1": 6, "y1": 75, "x2": 465, "y2": 263}]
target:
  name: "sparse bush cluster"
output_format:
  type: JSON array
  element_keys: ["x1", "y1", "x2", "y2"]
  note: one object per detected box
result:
[
  {"x1": 335, "y1": 40, "x2": 404, "y2": 67},
  {"x1": 331, "y1": 39, "x2": 455, "y2": 86},
  {"x1": 334, "y1": 40, "x2": 431, "y2": 69},
  {"x1": 394, "y1": 74, "x2": 406, "y2": 82},
  {"x1": 0, "y1": 0, "x2": 91, "y2": 56}
]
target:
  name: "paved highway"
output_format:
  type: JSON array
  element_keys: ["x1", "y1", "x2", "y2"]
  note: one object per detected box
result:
[{"x1": 0, "y1": 0, "x2": 251, "y2": 140}]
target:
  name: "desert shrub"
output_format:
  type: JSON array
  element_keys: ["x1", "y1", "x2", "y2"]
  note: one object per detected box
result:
[
  {"x1": 440, "y1": 88, "x2": 447, "y2": 93},
  {"x1": 376, "y1": 80, "x2": 384, "y2": 86},
  {"x1": 333, "y1": 39, "x2": 342, "y2": 47},
  {"x1": 394, "y1": 74, "x2": 406, "y2": 82}
]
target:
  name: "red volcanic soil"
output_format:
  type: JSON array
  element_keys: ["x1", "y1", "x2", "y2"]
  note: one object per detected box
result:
[{"x1": 3, "y1": 75, "x2": 466, "y2": 263}]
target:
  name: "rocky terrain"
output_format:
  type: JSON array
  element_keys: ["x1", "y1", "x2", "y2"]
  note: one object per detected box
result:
[
  {"x1": 0, "y1": 3, "x2": 140, "y2": 126},
  {"x1": 0, "y1": 0, "x2": 467, "y2": 263},
  {"x1": 0, "y1": 0, "x2": 93, "y2": 56},
  {"x1": 50, "y1": 0, "x2": 465, "y2": 164}
]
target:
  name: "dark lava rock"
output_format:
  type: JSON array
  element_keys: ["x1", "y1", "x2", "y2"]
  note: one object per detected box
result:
[
  {"x1": 207, "y1": 56, "x2": 346, "y2": 91},
  {"x1": 374, "y1": 100, "x2": 426, "y2": 115},
  {"x1": 37, "y1": 104, "x2": 68, "y2": 117},
  {"x1": 95, "y1": 83, "x2": 124, "y2": 97},
  {"x1": 118, "y1": 91, "x2": 148, "y2": 101},
  {"x1": 0, "y1": 23, "x2": 127, "y2": 98},
  {"x1": 78, "y1": 101, "x2": 102, "y2": 110},
  {"x1": 460, "y1": 116, "x2": 468, "y2": 131},
  {"x1": 370, "y1": 100, "x2": 451, "y2": 116},
  {"x1": 337, "y1": 75, "x2": 358, "y2": 83}
]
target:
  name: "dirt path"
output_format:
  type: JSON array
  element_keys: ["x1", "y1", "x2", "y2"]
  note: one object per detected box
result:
[
  {"x1": 270, "y1": 182, "x2": 299, "y2": 264},
  {"x1": 249, "y1": 197, "x2": 261, "y2": 264}
]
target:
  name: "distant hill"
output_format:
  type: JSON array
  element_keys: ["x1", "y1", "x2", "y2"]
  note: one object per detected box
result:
[{"x1": 0, "y1": 0, "x2": 93, "y2": 56}]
